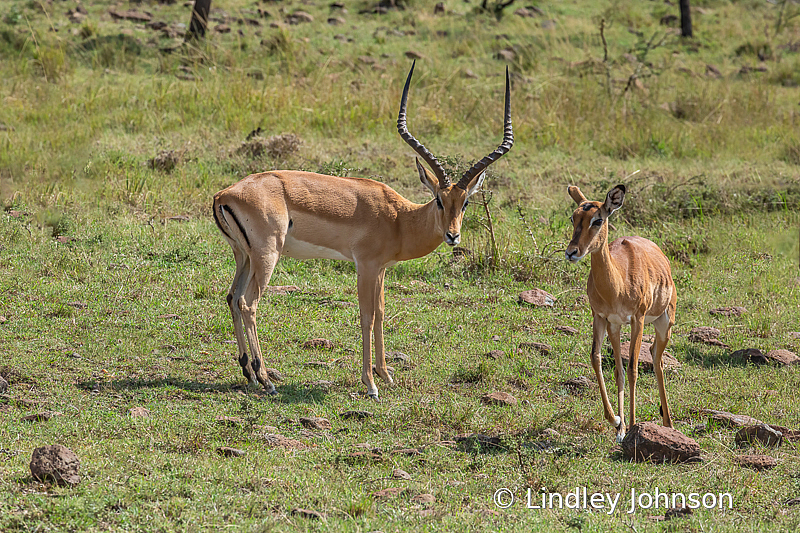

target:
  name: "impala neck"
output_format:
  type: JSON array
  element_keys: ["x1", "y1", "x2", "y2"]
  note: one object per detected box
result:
[
  {"x1": 396, "y1": 199, "x2": 445, "y2": 261},
  {"x1": 589, "y1": 225, "x2": 623, "y2": 297}
]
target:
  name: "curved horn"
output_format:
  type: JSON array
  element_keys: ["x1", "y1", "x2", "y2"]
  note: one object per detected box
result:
[
  {"x1": 397, "y1": 61, "x2": 450, "y2": 188},
  {"x1": 456, "y1": 66, "x2": 514, "y2": 191}
]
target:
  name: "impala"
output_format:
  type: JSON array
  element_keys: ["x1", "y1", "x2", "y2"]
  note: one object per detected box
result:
[
  {"x1": 565, "y1": 185, "x2": 677, "y2": 442},
  {"x1": 213, "y1": 62, "x2": 513, "y2": 399}
]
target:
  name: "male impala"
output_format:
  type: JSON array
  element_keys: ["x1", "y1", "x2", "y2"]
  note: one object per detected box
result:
[
  {"x1": 565, "y1": 185, "x2": 677, "y2": 442},
  {"x1": 213, "y1": 62, "x2": 513, "y2": 399}
]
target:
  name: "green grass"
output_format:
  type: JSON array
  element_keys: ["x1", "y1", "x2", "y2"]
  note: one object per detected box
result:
[{"x1": 1, "y1": 0, "x2": 800, "y2": 531}]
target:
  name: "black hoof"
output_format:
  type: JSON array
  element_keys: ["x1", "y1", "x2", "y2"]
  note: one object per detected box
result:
[
  {"x1": 266, "y1": 389, "x2": 279, "y2": 397},
  {"x1": 367, "y1": 393, "x2": 379, "y2": 402}
]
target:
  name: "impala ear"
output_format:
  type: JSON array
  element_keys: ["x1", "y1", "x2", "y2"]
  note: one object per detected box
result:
[
  {"x1": 416, "y1": 157, "x2": 438, "y2": 195},
  {"x1": 568, "y1": 186, "x2": 587, "y2": 205},
  {"x1": 463, "y1": 170, "x2": 487, "y2": 198},
  {"x1": 603, "y1": 185, "x2": 626, "y2": 215}
]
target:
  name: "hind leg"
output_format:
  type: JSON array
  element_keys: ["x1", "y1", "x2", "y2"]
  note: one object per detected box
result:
[
  {"x1": 239, "y1": 249, "x2": 282, "y2": 395},
  {"x1": 652, "y1": 310, "x2": 674, "y2": 428},
  {"x1": 227, "y1": 246, "x2": 257, "y2": 386}
]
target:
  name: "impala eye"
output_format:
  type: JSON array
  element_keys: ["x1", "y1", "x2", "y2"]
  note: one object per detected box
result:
[
  {"x1": 462, "y1": 200, "x2": 469, "y2": 212},
  {"x1": 591, "y1": 218, "x2": 604, "y2": 227},
  {"x1": 435, "y1": 197, "x2": 443, "y2": 210}
]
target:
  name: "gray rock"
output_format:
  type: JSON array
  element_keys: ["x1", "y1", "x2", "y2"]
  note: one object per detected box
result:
[{"x1": 30, "y1": 445, "x2": 81, "y2": 485}]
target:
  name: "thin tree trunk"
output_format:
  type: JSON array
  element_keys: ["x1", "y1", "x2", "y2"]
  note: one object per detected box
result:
[
  {"x1": 187, "y1": 0, "x2": 212, "y2": 40},
  {"x1": 679, "y1": 0, "x2": 692, "y2": 38}
]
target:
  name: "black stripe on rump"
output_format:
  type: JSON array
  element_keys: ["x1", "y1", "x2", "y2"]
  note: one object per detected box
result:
[
  {"x1": 212, "y1": 200, "x2": 234, "y2": 241},
  {"x1": 222, "y1": 204, "x2": 251, "y2": 248}
]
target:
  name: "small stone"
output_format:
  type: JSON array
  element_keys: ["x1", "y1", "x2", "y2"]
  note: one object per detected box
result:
[
  {"x1": 216, "y1": 446, "x2": 246, "y2": 457},
  {"x1": 388, "y1": 351, "x2": 412, "y2": 368},
  {"x1": 108, "y1": 9, "x2": 152, "y2": 22},
  {"x1": 434, "y1": 2, "x2": 445, "y2": 15},
  {"x1": 484, "y1": 350, "x2": 503, "y2": 360},
  {"x1": 412, "y1": 493, "x2": 435, "y2": 505},
  {"x1": 391, "y1": 448, "x2": 421, "y2": 456},
  {"x1": 731, "y1": 348, "x2": 768, "y2": 365},
  {"x1": 735, "y1": 424, "x2": 783, "y2": 447},
  {"x1": 518, "y1": 289, "x2": 555, "y2": 307},
  {"x1": 734, "y1": 454, "x2": 777, "y2": 470},
  {"x1": 766, "y1": 349, "x2": 800, "y2": 366},
  {"x1": 0, "y1": 375, "x2": 7, "y2": 394},
  {"x1": 128, "y1": 407, "x2": 150, "y2": 418},
  {"x1": 299, "y1": 417, "x2": 332, "y2": 430},
  {"x1": 788, "y1": 332, "x2": 800, "y2": 340},
  {"x1": 327, "y1": 16, "x2": 345, "y2": 25},
  {"x1": 563, "y1": 376, "x2": 593, "y2": 394},
  {"x1": 373, "y1": 487, "x2": 404, "y2": 498},
  {"x1": 30, "y1": 445, "x2": 81, "y2": 486},
  {"x1": 404, "y1": 50, "x2": 424, "y2": 60},
  {"x1": 481, "y1": 391, "x2": 517, "y2": 406},
  {"x1": 491, "y1": 335, "x2": 501, "y2": 342},
  {"x1": 555, "y1": 325, "x2": 579, "y2": 336},
  {"x1": 664, "y1": 507, "x2": 693, "y2": 520},
  {"x1": 305, "y1": 361, "x2": 331, "y2": 368},
  {"x1": 706, "y1": 64, "x2": 722, "y2": 78},
  {"x1": 291, "y1": 508, "x2": 323, "y2": 519},
  {"x1": 21, "y1": 411, "x2": 58, "y2": 423},
  {"x1": 688, "y1": 327, "x2": 728, "y2": 347},
  {"x1": 261, "y1": 433, "x2": 307, "y2": 450},
  {"x1": 392, "y1": 469, "x2": 412, "y2": 480},
  {"x1": 709, "y1": 306, "x2": 746, "y2": 317},
  {"x1": 542, "y1": 428, "x2": 560, "y2": 438},
  {"x1": 216, "y1": 416, "x2": 244, "y2": 427},
  {"x1": 286, "y1": 11, "x2": 314, "y2": 24},
  {"x1": 454, "y1": 433, "x2": 504, "y2": 452},
  {"x1": 621, "y1": 422, "x2": 701, "y2": 463},
  {"x1": 496, "y1": 48, "x2": 516, "y2": 62},
  {"x1": 302, "y1": 338, "x2": 334, "y2": 349},
  {"x1": 701, "y1": 409, "x2": 763, "y2": 428},
  {"x1": 266, "y1": 368, "x2": 283, "y2": 381},
  {"x1": 518, "y1": 342, "x2": 551, "y2": 356},
  {"x1": 341, "y1": 410, "x2": 373, "y2": 420}
]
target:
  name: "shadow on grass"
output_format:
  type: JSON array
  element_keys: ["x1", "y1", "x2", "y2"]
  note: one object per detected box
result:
[{"x1": 75, "y1": 379, "x2": 328, "y2": 404}]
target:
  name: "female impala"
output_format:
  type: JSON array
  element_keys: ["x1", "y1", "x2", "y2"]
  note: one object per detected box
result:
[
  {"x1": 565, "y1": 185, "x2": 677, "y2": 442},
  {"x1": 213, "y1": 62, "x2": 513, "y2": 399}
]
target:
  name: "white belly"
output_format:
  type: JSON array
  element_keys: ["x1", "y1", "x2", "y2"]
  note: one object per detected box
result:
[{"x1": 282, "y1": 236, "x2": 352, "y2": 262}]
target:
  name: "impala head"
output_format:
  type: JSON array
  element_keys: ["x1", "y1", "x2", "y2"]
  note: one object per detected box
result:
[
  {"x1": 398, "y1": 60, "x2": 513, "y2": 247},
  {"x1": 565, "y1": 184, "x2": 626, "y2": 262}
]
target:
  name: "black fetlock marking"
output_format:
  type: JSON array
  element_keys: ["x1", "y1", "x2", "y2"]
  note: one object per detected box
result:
[
  {"x1": 239, "y1": 353, "x2": 250, "y2": 378},
  {"x1": 267, "y1": 389, "x2": 279, "y2": 397},
  {"x1": 659, "y1": 404, "x2": 663, "y2": 417},
  {"x1": 250, "y1": 356, "x2": 261, "y2": 374},
  {"x1": 226, "y1": 293, "x2": 234, "y2": 306}
]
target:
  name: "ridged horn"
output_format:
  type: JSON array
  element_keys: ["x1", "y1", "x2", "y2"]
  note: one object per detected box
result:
[
  {"x1": 455, "y1": 66, "x2": 514, "y2": 191},
  {"x1": 397, "y1": 60, "x2": 450, "y2": 188}
]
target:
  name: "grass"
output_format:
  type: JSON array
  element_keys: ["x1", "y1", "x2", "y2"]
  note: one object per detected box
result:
[{"x1": 1, "y1": 0, "x2": 800, "y2": 531}]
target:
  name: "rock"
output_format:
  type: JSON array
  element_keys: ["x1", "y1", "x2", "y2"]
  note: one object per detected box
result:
[
  {"x1": 109, "y1": 9, "x2": 152, "y2": 22},
  {"x1": 621, "y1": 422, "x2": 701, "y2": 463},
  {"x1": 299, "y1": 417, "x2": 332, "y2": 430},
  {"x1": 412, "y1": 493, "x2": 435, "y2": 505},
  {"x1": 341, "y1": 410, "x2": 373, "y2": 420},
  {"x1": 705, "y1": 64, "x2": 722, "y2": 78},
  {"x1": 735, "y1": 424, "x2": 783, "y2": 447},
  {"x1": 789, "y1": 332, "x2": 800, "y2": 340},
  {"x1": 261, "y1": 433, "x2": 307, "y2": 450},
  {"x1": 688, "y1": 326, "x2": 724, "y2": 345},
  {"x1": 563, "y1": 376, "x2": 593, "y2": 394},
  {"x1": 542, "y1": 428, "x2": 560, "y2": 438},
  {"x1": 216, "y1": 416, "x2": 244, "y2": 427},
  {"x1": 291, "y1": 508, "x2": 323, "y2": 519},
  {"x1": 615, "y1": 341, "x2": 681, "y2": 371},
  {"x1": 391, "y1": 448, "x2": 421, "y2": 456},
  {"x1": 731, "y1": 348, "x2": 769, "y2": 365},
  {"x1": 305, "y1": 361, "x2": 331, "y2": 368},
  {"x1": 484, "y1": 350, "x2": 503, "y2": 360},
  {"x1": 21, "y1": 411, "x2": 58, "y2": 423},
  {"x1": 766, "y1": 349, "x2": 800, "y2": 366},
  {"x1": 454, "y1": 433, "x2": 504, "y2": 452},
  {"x1": 302, "y1": 338, "x2": 334, "y2": 349},
  {"x1": 392, "y1": 468, "x2": 412, "y2": 480},
  {"x1": 664, "y1": 507, "x2": 693, "y2": 520},
  {"x1": 0, "y1": 375, "x2": 8, "y2": 394},
  {"x1": 518, "y1": 342, "x2": 551, "y2": 356},
  {"x1": 346, "y1": 451, "x2": 382, "y2": 461},
  {"x1": 555, "y1": 325, "x2": 579, "y2": 336},
  {"x1": 734, "y1": 454, "x2": 777, "y2": 470},
  {"x1": 327, "y1": 17, "x2": 345, "y2": 25},
  {"x1": 515, "y1": 7, "x2": 540, "y2": 18},
  {"x1": 266, "y1": 368, "x2": 283, "y2": 382},
  {"x1": 701, "y1": 409, "x2": 763, "y2": 428},
  {"x1": 216, "y1": 446, "x2": 246, "y2": 457},
  {"x1": 128, "y1": 407, "x2": 150, "y2": 418},
  {"x1": 518, "y1": 289, "x2": 555, "y2": 307},
  {"x1": 434, "y1": 2, "x2": 445, "y2": 15},
  {"x1": 709, "y1": 306, "x2": 746, "y2": 317},
  {"x1": 30, "y1": 445, "x2": 81, "y2": 486},
  {"x1": 388, "y1": 351, "x2": 412, "y2": 368},
  {"x1": 373, "y1": 487, "x2": 404, "y2": 498},
  {"x1": 405, "y1": 50, "x2": 424, "y2": 60},
  {"x1": 265, "y1": 285, "x2": 300, "y2": 294},
  {"x1": 481, "y1": 391, "x2": 517, "y2": 406},
  {"x1": 286, "y1": 11, "x2": 314, "y2": 24},
  {"x1": 149, "y1": 150, "x2": 179, "y2": 172}
]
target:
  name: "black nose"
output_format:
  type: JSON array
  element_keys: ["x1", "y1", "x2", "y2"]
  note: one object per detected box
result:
[{"x1": 445, "y1": 232, "x2": 459, "y2": 243}]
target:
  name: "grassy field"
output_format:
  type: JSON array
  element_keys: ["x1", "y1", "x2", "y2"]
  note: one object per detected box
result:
[{"x1": 1, "y1": 0, "x2": 800, "y2": 531}]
